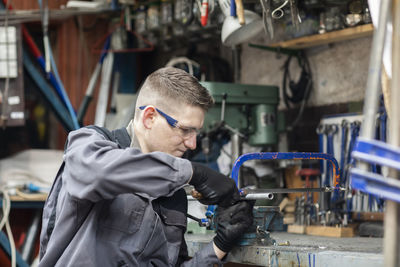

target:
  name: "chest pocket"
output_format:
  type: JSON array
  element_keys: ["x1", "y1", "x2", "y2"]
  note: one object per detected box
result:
[
  {"x1": 154, "y1": 188, "x2": 188, "y2": 231},
  {"x1": 158, "y1": 205, "x2": 187, "y2": 229},
  {"x1": 99, "y1": 193, "x2": 146, "y2": 234}
]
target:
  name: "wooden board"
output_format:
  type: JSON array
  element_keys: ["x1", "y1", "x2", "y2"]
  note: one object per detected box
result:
[
  {"x1": 283, "y1": 214, "x2": 295, "y2": 225},
  {"x1": 270, "y1": 24, "x2": 374, "y2": 49},
  {"x1": 284, "y1": 205, "x2": 295, "y2": 213},
  {"x1": 287, "y1": 224, "x2": 306, "y2": 234},
  {"x1": 352, "y1": 212, "x2": 384, "y2": 221},
  {"x1": 284, "y1": 166, "x2": 303, "y2": 201},
  {"x1": 305, "y1": 225, "x2": 355, "y2": 237},
  {"x1": 10, "y1": 193, "x2": 48, "y2": 202},
  {"x1": 279, "y1": 197, "x2": 294, "y2": 211}
]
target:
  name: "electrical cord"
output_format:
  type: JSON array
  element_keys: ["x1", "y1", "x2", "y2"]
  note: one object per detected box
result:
[
  {"x1": 282, "y1": 51, "x2": 312, "y2": 131},
  {"x1": 15, "y1": 188, "x2": 47, "y2": 200},
  {"x1": 165, "y1": 57, "x2": 201, "y2": 77}
]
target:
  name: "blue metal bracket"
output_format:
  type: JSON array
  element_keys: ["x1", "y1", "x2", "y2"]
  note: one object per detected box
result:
[
  {"x1": 350, "y1": 137, "x2": 400, "y2": 203},
  {"x1": 231, "y1": 152, "x2": 340, "y2": 188},
  {"x1": 352, "y1": 137, "x2": 400, "y2": 170},
  {"x1": 351, "y1": 168, "x2": 400, "y2": 203}
]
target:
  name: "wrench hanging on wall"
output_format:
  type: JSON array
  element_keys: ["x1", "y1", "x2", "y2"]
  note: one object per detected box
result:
[
  {"x1": 260, "y1": 0, "x2": 274, "y2": 39},
  {"x1": 289, "y1": 0, "x2": 301, "y2": 30},
  {"x1": 340, "y1": 120, "x2": 349, "y2": 185}
]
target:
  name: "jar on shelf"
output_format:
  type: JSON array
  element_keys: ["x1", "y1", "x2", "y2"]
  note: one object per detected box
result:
[
  {"x1": 161, "y1": 0, "x2": 173, "y2": 25},
  {"x1": 135, "y1": 5, "x2": 147, "y2": 33},
  {"x1": 147, "y1": 3, "x2": 160, "y2": 30}
]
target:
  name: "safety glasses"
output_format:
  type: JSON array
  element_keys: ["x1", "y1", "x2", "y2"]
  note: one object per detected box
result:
[{"x1": 139, "y1": 106, "x2": 201, "y2": 139}]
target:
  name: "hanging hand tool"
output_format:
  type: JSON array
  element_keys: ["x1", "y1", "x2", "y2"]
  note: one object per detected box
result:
[
  {"x1": 235, "y1": 0, "x2": 245, "y2": 25},
  {"x1": 288, "y1": 0, "x2": 301, "y2": 30},
  {"x1": 77, "y1": 37, "x2": 110, "y2": 126},
  {"x1": 94, "y1": 52, "x2": 114, "y2": 127},
  {"x1": 40, "y1": 0, "x2": 51, "y2": 74},
  {"x1": 260, "y1": 0, "x2": 274, "y2": 39},
  {"x1": 200, "y1": 0, "x2": 209, "y2": 26},
  {"x1": 320, "y1": 124, "x2": 337, "y2": 214},
  {"x1": 339, "y1": 120, "x2": 350, "y2": 219},
  {"x1": 175, "y1": 0, "x2": 195, "y2": 26},
  {"x1": 325, "y1": 124, "x2": 338, "y2": 187},
  {"x1": 343, "y1": 121, "x2": 361, "y2": 216},
  {"x1": 344, "y1": 121, "x2": 361, "y2": 186},
  {"x1": 316, "y1": 124, "x2": 325, "y2": 179},
  {"x1": 339, "y1": 120, "x2": 349, "y2": 185},
  {"x1": 23, "y1": 0, "x2": 79, "y2": 130}
]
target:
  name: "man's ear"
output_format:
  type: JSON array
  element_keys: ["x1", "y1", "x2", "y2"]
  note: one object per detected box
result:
[{"x1": 142, "y1": 106, "x2": 156, "y2": 129}]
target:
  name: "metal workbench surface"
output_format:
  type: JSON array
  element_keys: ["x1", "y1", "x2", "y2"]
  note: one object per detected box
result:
[{"x1": 185, "y1": 232, "x2": 383, "y2": 267}]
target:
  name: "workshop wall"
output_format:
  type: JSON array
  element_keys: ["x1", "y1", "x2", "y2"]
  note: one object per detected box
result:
[
  {"x1": 239, "y1": 35, "x2": 371, "y2": 152},
  {"x1": 241, "y1": 36, "x2": 371, "y2": 109}
]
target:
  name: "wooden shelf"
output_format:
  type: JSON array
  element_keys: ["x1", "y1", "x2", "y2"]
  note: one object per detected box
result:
[{"x1": 269, "y1": 24, "x2": 374, "y2": 49}]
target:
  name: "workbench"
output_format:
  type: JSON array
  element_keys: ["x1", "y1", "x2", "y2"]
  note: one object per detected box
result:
[{"x1": 185, "y1": 232, "x2": 383, "y2": 266}]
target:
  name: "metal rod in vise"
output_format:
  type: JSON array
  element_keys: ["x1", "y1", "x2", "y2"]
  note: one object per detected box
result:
[{"x1": 239, "y1": 190, "x2": 274, "y2": 200}]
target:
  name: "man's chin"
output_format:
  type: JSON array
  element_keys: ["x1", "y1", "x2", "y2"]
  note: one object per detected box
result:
[{"x1": 173, "y1": 151, "x2": 185, "y2": 157}]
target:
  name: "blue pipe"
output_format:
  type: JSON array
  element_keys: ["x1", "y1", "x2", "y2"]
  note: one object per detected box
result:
[
  {"x1": 49, "y1": 51, "x2": 80, "y2": 130},
  {"x1": 23, "y1": 49, "x2": 75, "y2": 131}
]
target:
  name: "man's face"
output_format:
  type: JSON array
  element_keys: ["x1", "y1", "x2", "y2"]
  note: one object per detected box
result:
[{"x1": 147, "y1": 104, "x2": 205, "y2": 157}]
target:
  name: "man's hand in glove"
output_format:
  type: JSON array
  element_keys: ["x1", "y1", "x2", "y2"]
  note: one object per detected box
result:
[
  {"x1": 189, "y1": 162, "x2": 240, "y2": 207},
  {"x1": 213, "y1": 201, "x2": 254, "y2": 254}
]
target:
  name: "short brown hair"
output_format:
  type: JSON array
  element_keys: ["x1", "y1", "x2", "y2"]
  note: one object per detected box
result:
[{"x1": 136, "y1": 67, "x2": 214, "y2": 113}]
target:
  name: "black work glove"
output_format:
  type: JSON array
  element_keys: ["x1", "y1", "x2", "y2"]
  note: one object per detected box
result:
[
  {"x1": 190, "y1": 162, "x2": 240, "y2": 207},
  {"x1": 213, "y1": 201, "x2": 254, "y2": 253}
]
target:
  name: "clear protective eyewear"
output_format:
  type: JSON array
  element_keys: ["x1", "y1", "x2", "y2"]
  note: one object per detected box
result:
[{"x1": 139, "y1": 106, "x2": 201, "y2": 139}]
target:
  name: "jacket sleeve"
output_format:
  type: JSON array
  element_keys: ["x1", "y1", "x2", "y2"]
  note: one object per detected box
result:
[
  {"x1": 180, "y1": 241, "x2": 225, "y2": 267},
  {"x1": 63, "y1": 127, "x2": 192, "y2": 202}
]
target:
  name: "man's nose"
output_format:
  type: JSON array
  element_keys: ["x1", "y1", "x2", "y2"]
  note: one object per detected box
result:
[{"x1": 184, "y1": 134, "x2": 197, "y2": 150}]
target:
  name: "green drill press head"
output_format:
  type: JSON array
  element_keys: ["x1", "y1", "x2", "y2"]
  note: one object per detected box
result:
[{"x1": 200, "y1": 82, "x2": 280, "y2": 146}]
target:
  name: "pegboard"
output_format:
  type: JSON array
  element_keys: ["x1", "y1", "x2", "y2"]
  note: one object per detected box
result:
[{"x1": 0, "y1": 23, "x2": 24, "y2": 127}]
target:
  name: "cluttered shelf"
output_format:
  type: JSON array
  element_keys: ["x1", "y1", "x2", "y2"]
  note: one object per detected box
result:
[{"x1": 269, "y1": 23, "x2": 374, "y2": 49}]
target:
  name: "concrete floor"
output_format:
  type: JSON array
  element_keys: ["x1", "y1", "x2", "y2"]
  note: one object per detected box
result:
[{"x1": 185, "y1": 232, "x2": 383, "y2": 267}]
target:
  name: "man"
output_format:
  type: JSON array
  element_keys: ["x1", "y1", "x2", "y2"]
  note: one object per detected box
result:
[{"x1": 39, "y1": 67, "x2": 253, "y2": 266}]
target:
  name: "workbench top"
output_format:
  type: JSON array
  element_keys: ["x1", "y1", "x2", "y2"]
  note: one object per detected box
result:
[{"x1": 185, "y1": 232, "x2": 383, "y2": 267}]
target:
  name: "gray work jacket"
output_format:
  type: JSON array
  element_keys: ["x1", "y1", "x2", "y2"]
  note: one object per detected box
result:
[{"x1": 39, "y1": 127, "x2": 223, "y2": 266}]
